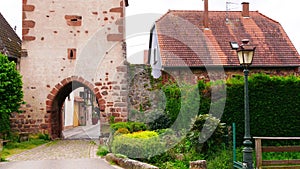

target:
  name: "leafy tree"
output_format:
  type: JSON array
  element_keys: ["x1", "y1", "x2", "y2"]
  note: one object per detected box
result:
[{"x1": 0, "y1": 53, "x2": 24, "y2": 137}]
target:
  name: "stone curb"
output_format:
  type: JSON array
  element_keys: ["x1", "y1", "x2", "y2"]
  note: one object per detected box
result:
[{"x1": 105, "y1": 153, "x2": 158, "y2": 169}]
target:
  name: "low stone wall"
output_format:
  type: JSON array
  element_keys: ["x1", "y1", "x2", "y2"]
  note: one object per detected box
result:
[
  {"x1": 105, "y1": 153, "x2": 158, "y2": 169},
  {"x1": 190, "y1": 160, "x2": 207, "y2": 169}
]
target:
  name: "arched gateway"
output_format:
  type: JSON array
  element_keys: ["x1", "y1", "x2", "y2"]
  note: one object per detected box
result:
[
  {"x1": 13, "y1": 0, "x2": 129, "y2": 139},
  {"x1": 46, "y1": 76, "x2": 102, "y2": 139}
]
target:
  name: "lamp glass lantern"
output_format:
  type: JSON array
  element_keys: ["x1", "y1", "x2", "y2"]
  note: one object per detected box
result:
[{"x1": 236, "y1": 39, "x2": 256, "y2": 67}]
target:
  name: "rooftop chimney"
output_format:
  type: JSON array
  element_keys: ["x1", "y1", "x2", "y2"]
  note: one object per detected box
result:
[
  {"x1": 204, "y1": 0, "x2": 209, "y2": 28},
  {"x1": 242, "y1": 2, "x2": 250, "y2": 17}
]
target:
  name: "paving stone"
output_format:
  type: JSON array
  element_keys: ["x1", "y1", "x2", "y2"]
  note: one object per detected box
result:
[{"x1": 7, "y1": 140, "x2": 99, "y2": 161}]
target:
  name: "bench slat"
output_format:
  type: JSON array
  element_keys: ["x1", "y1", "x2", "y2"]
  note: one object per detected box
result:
[
  {"x1": 262, "y1": 160, "x2": 300, "y2": 165},
  {"x1": 262, "y1": 166, "x2": 300, "y2": 169},
  {"x1": 262, "y1": 146, "x2": 300, "y2": 152}
]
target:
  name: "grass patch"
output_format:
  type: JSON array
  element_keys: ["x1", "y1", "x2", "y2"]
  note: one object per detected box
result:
[{"x1": 1, "y1": 139, "x2": 49, "y2": 161}]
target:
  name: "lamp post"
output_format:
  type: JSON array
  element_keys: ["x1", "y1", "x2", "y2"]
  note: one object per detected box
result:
[{"x1": 230, "y1": 39, "x2": 256, "y2": 169}]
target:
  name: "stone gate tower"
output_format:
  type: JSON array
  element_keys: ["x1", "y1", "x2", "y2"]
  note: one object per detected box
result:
[{"x1": 16, "y1": 0, "x2": 129, "y2": 139}]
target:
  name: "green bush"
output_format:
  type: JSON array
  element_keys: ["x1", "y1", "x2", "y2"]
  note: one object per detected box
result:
[
  {"x1": 188, "y1": 114, "x2": 226, "y2": 153},
  {"x1": 0, "y1": 54, "x2": 24, "y2": 136},
  {"x1": 110, "y1": 122, "x2": 147, "y2": 133},
  {"x1": 114, "y1": 128, "x2": 130, "y2": 135},
  {"x1": 146, "y1": 110, "x2": 172, "y2": 130},
  {"x1": 97, "y1": 145, "x2": 109, "y2": 157},
  {"x1": 111, "y1": 131, "x2": 166, "y2": 159},
  {"x1": 206, "y1": 148, "x2": 233, "y2": 169}
]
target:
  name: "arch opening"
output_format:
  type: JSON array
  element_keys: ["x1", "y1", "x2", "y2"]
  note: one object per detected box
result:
[{"x1": 47, "y1": 77, "x2": 101, "y2": 139}]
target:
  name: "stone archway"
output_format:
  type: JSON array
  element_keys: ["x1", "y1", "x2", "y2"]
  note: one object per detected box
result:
[{"x1": 46, "y1": 76, "x2": 102, "y2": 139}]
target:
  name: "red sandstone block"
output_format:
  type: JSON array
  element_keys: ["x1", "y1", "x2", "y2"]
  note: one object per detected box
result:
[
  {"x1": 66, "y1": 20, "x2": 82, "y2": 26},
  {"x1": 23, "y1": 20, "x2": 35, "y2": 28},
  {"x1": 98, "y1": 99, "x2": 106, "y2": 104},
  {"x1": 46, "y1": 100, "x2": 53, "y2": 107},
  {"x1": 100, "y1": 105, "x2": 106, "y2": 111},
  {"x1": 22, "y1": 36, "x2": 36, "y2": 41},
  {"x1": 60, "y1": 79, "x2": 69, "y2": 85},
  {"x1": 114, "y1": 117, "x2": 123, "y2": 123},
  {"x1": 94, "y1": 87, "x2": 100, "y2": 93},
  {"x1": 22, "y1": 28, "x2": 29, "y2": 35},
  {"x1": 47, "y1": 94, "x2": 54, "y2": 100},
  {"x1": 55, "y1": 83, "x2": 63, "y2": 90},
  {"x1": 112, "y1": 112, "x2": 120, "y2": 117},
  {"x1": 23, "y1": 0, "x2": 27, "y2": 4},
  {"x1": 110, "y1": 7, "x2": 122, "y2": 13},
  {"x1": 95, "y1": 92, "x2": 102, "y2": 100},
  {"x1": 66, "y1": 77, "x2": 72, "y2": 83},
  {"x1": 23, "y1": 4, "x2": 35, "y2": 11},
  {"x1": 95, "y1": 82, "x2": 102, "y2": 86},
  {"x1": 107, "y1": 34, "x2": 123, "y2": 42}
]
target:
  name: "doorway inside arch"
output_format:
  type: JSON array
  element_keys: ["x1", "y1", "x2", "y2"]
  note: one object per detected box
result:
[{"x1": 48, "y1": 80, "x2": 100, "y2": 140}]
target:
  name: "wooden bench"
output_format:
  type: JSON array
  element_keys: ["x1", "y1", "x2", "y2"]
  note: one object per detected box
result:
[{"x1": 254, "y1": 137, "x2": 300, "y2": 169}]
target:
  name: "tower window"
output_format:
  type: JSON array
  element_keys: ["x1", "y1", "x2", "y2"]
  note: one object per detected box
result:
[{"x1": 68, "y1": 48, "x2": 76, "y2": 59}]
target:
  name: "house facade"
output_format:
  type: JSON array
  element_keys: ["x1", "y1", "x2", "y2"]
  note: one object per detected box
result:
[
  {"x1": 11, "y1": 0, "x2": 130, "y2": 139},
  {"x1": 148, "y1": 2, "x2": 300, "y2": 83}
]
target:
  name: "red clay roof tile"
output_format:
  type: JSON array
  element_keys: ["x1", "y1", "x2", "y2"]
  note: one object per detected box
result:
[
  {"x1": 0, "y1": 12, "x2": 21, "y2": 58},
  {"x1": 154, "y1": 10, "x2": 300, "y2": 67}
]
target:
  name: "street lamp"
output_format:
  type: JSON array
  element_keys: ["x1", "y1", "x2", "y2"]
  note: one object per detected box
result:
[{"x1": 230, "y1": 39, "x2": 256, "y2": 169}]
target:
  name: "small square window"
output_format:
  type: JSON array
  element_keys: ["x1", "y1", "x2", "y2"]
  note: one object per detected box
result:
[{"x1": 68, "y1": 48, "x2": 76, "y2": 59}]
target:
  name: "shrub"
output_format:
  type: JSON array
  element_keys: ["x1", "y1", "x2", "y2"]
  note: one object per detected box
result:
[
  {"x1": 97, "y1": 145, "x2": 109, "y2": 157},
  {"x1": 114, "y1": 128, "x2": 130, "y2": 135},
  {"x1": 187, "y1": 114, "x2": 226, "y2": 153},
  {"x1": 0, "y1": 54, "x2": 24, "y2": 137},
  {"x1": 146, "y1": 110, "x2": 172, "y2": 130},
  {"x1": 110, "y1": 122, "x2": 147, "y2": 133},
  {"x1": 111, "y1": 131, "x2": 165, "y2": 159}
]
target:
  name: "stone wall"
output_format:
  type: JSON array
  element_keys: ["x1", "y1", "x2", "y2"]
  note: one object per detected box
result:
[{"x1": 162, "y1": 67, "x2": 300, "y2": 84}]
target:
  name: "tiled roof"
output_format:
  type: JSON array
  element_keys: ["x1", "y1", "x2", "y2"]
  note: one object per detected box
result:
[
  {"x1": 0, "y1": 12, "x2": 21, "y2": 58},
  {"x1": 155, "y1": 10, "x2": 300, "y2": 67}
]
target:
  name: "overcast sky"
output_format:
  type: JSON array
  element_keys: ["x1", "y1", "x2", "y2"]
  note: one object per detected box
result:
[{"x1": 1, "y1": 0, "x2": 299, "y2": 63}]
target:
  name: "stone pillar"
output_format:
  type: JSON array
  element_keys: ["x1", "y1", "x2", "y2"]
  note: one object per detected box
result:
[{"x1": 190, "y1": 160, "x2": 207, "y2": 169}]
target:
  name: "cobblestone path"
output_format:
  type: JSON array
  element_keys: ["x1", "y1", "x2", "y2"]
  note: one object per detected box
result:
[{"x1": 6, "y1": 140, "x2": 99, "y2": 161}]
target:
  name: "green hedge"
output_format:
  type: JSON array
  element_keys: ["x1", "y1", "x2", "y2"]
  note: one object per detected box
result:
[
  {"x1": 161, "y1": 73, "x2": 300, "y2": 146},
  {"x1": 223, "y1": 74, "x2": 300, "y2": 145}
]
